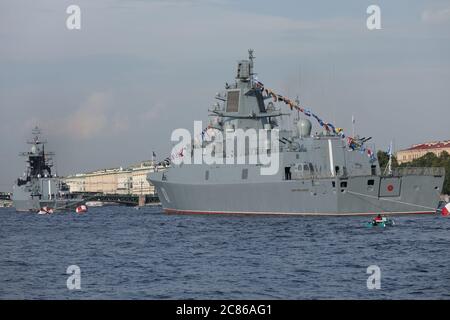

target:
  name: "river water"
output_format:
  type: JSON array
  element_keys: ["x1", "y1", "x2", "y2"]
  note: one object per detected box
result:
[{"x1": 1, "y1": 206, "x2": 449, "y2": 299}]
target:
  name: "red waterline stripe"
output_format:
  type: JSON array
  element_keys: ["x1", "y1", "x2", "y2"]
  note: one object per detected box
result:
[{"x1": 164, "y1": 208, "x2": 435, "y2": 216}]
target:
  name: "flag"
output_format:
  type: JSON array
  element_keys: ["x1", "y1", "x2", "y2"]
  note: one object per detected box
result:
[
  {"x1": 352, "y1": 115, "x2": 355, "y2": 124},
  {"x1": 442, "y1": 203, "x2": 450, "y2": 216},
  {"x1": 303, "y1": 108, "x2": 311, "y2": 116},
  {"x1": 368, "y1": 148, "x2": 376, "y2": 162},
  {"x1": 387, "y1": 141, "x2": 393, "y2": 157},
  {"x1": 152, "y1": 151, "x2": 156, "y2": 158}
]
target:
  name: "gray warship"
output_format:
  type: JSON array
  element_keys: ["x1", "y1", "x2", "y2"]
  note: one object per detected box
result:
[
  {"x1": 12, "y1": 127, "x2": 82, "y2": 212},
  {"x1": 148, "y1": 51, "x2": 445, "y2": 216}
]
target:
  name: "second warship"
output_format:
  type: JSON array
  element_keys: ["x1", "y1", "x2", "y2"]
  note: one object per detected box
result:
[
  {"x1": 12, "y1": 127, "x2": 83, "y2": 212},
  {"x1": 148, "y1": 51, "x2": 445, "y2": 216}
]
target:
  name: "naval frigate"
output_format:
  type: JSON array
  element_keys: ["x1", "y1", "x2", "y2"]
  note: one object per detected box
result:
[
  {"x1": 12, "y1": 127, "x2": 82, "y2": 212},
  {"x1": 148, "y1": 51, "x2": 445, "y2": 216}
]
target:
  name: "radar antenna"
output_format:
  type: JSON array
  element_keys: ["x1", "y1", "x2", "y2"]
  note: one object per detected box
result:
[
  {"x1": 295, "y1": 96, "x2": 300, "y2": 121},
  {"x1": 248, "y1": 49, "x2": 256, "y2": 82},
  {"x1": 31, "y1": 126, "x2": 41, "y2": 136}
]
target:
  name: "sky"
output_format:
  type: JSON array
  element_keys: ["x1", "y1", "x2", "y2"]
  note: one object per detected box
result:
[{"x1": 1, "y1": 0, "x2": 449, "y2": 190}]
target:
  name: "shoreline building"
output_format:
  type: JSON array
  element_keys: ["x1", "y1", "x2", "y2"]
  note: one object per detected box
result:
[
  {"x1": 396, "y1": 140, "x2": 450, "y2": 164},
  {"x1": 64, "y1": 161, "x2": 165, "y2": 196},
  {"x1": 129, "y1": 161, "x2": 156, "y2": 195},
  {"x1": 116, "y1": 168, "x2": 133, "y2": 195}
]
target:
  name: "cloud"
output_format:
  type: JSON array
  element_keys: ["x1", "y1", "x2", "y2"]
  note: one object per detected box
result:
[
  {"x1": 0, "y1": 0, "x2": 360, "y2": 63},
  {"x1": 130, "y1": 0, "x2": 229, "y2": 6},
  {"x1": 141, "y1": 102, "x2": 166, "y2": 121},
  {"x1": 421, "y1": 7, "x2": 450, "y2": 24},
  {"x1": 66, "y1": 92, "x2": 111, "y2": 139},
  {"x1": 111, "y1": 113, "x2": 130, "y2": 133}
]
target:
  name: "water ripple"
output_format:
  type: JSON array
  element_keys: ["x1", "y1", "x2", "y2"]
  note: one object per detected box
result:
[{"x1": 0, "y1": 207, "x2": 449, "y2": 299}]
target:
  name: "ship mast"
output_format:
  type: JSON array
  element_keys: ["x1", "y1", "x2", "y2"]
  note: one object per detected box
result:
[
  {"x1": 295, "y1": 96, "x2": 300, "y2": 121},
  {"x1": 248, "y1": 49, "x2": 255, "y2": 83},
  {"x1": 383, "y1": 140, "x2": 393, "y2": 176},
  {"x1": 20, "y1": 126, "x2": 55, "y2": 179}
]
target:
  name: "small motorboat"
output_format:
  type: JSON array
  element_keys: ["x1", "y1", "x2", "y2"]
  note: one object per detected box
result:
[
  {"x1": 85, "y1": 201, "x2": 104, "y2": 207},
  {"x1": 366, "y1": 215, "x2": 395, "y2": 228},
  {"x1": 38, "y1": 206, "x2": 54, "y2": 215}
]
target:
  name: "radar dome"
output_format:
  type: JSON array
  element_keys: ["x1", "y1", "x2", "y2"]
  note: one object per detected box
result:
[{"x1": 297, "y1": 119, "x2": 312, "y2": 138}]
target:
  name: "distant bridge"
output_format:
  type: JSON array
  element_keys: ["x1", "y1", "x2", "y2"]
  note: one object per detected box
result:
[{"x1": 73, "y1": 193, "x2": 160, "y2": 206}]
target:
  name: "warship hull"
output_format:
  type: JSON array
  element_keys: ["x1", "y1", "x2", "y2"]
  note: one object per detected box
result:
[
  {"x1": 147, "y1": 51, "x2": 445, "y2": 217},
  {"x1": 12, "y1": 184, "x2": 82, "y2": 212},
  {"x1": 149, "y1": 167, "x2": 444, "y2": 216},
  {"x1": 13, "y1": 199, "x2": 82, "y2": 212}
]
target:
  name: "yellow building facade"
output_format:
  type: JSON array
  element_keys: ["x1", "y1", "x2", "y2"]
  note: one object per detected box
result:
[
  {"x1": 64, "y1": 162, "x2": 164, "y2": 195},
  {"x1": 131, "y1": 165, "x2": 155, "y2": 195},
  {"x1": 396, "y1": 140, "x2": 450, "y2": 164}
]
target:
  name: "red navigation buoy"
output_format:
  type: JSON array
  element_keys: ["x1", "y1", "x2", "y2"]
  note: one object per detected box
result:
[
  {"x1": 442, "y1": 203, "x2": 450, "y2": 216},
  {"x1": 76, "y1": 205, "x2": 88, "y2": 214}
]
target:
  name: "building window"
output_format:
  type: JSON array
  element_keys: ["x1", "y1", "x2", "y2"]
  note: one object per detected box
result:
[
  {"x1": 205, "y1": 170, "x2": 209, "y2": 180},
  {"x1": 367, "y1": 179, "x2": 375, "y2": 186}
]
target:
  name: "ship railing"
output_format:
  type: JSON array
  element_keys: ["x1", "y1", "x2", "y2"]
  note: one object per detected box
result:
[
  {"x1": 391, "y1": 167, "x2": 445, "y2": 177},
  {"x1": 290, "y1": 167, "x2": 446, "y2": 179},
  {"x1": 291, "y1": 173, "x2": 338, "y2": 180}
]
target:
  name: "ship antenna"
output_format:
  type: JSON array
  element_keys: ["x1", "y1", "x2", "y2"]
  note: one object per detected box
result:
[
  {"x1": 248, "y1": 49, "x2": 256, "y2": 84},
  {"x1": 383, "y1": 140, "x2": 394, "y2": 176},
  {"x1": 248, "y1": 49, "x2": 254, "y2": 68},
  {"x1": 295, "y1": 96, "x2": 300, "y2": 121},
  {"x1": 32, "y1": 126, "x2": 41, "y2": 136}
]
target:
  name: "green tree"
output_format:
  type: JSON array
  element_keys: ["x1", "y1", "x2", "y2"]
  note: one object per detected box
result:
[{"x1": 377, "y1": 150, "x2": 399, "y2": 174}]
